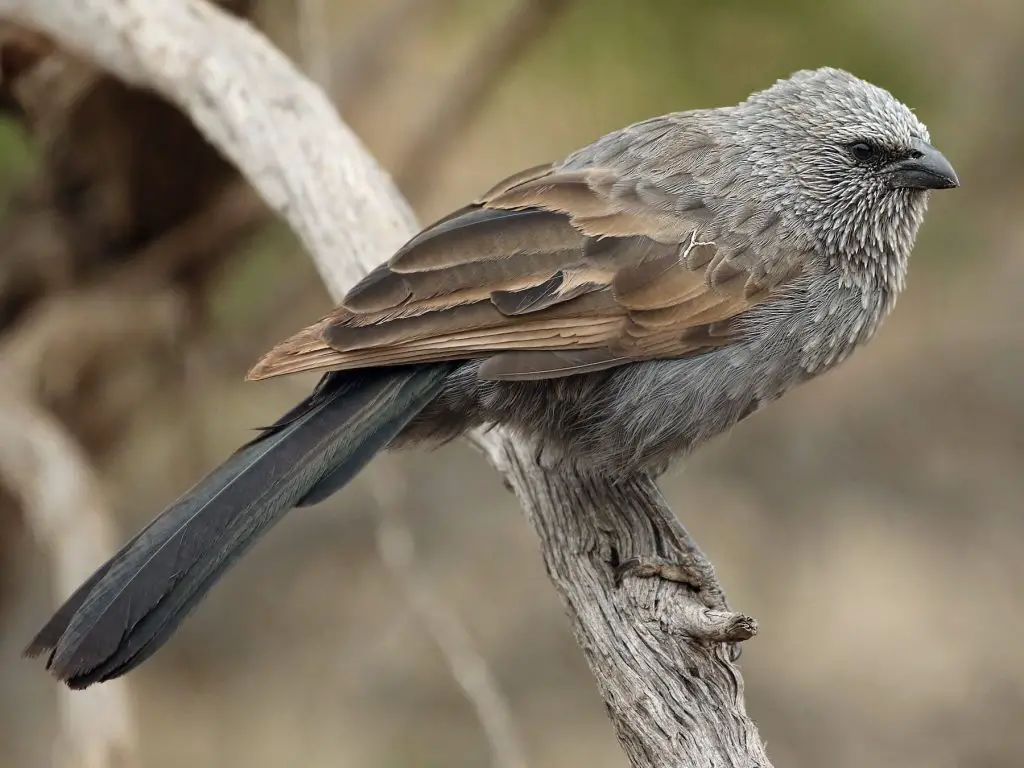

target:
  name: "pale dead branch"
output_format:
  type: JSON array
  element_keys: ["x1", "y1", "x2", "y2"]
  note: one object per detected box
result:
[
  {"x1": 0, "y1": 78, "x2": 259, "y2": 766},
  {"x1": 0, "y1": 1, "x2": 770, "y2": 765},
  {"x1": 0, "y1": 290, "x2": 185, "y2": 401},
  {"x1": 0, "y1": 390, "x2": 138, "y2": 768},
  {"x1": 0, "y1": 286, "x2": 179, "y2": 768}
]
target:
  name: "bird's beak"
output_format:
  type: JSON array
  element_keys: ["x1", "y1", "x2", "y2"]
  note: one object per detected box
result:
[{"x1": 886, "y1": 139, "x2": 959, "y2": 190}]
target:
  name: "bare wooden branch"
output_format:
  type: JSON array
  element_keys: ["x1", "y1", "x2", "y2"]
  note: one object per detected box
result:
[
  {"x1": 476, "y1": 438, "x2": 765, "y2": 765},
  {"x1": 0, "y1": 1, "x2": 772, "y2": 765},
  {"x1": 0, "y1": 22, "x2": 100, "y2": 137},
  {"x1": 0, "y1": 390, "x2": 138, "y2": 768},
  {"x1": 395, "y1": 0, "x2": 570, "y2": 204},
  {"x1": 107, "y1": 179, "x2": 267, "y2": 292},
  {"x1": 0, "y1": 289, "x2": 184, "y2": 394},
  {"x1": 332, "y1": 0, "x2": 443, "y2": 108},
  {"x1": 370, "y1": 460, "x2": 530, "y2": 768},
  {"x1": 0, "y1": 0, "x2": 417, "y2": 300}
]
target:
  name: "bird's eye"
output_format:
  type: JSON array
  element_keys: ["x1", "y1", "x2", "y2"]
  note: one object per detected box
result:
[{"x1": 848, "y1": 141, "x2": 880, "y2": 164}]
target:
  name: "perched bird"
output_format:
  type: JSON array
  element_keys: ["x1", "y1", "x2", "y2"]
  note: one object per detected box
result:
[{"x1": 27, "y1": 67, "x2": 958, "y2": 688}]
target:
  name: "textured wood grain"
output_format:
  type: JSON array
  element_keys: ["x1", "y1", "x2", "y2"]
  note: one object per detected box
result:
[{"x1": 0, "y1": 1, "x2": 773, "y2": 765}]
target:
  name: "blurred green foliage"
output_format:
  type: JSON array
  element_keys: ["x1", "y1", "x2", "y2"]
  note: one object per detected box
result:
[
  {"x1": 0, "y1": 118, "x2": 37, "y2": 211},
  {"x1": 505, "y1": 0, "x2": 928, "y2": 125}
]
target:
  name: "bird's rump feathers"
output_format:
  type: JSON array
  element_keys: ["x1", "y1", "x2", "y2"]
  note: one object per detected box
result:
[{"x1": 248, "y1": 126, "x2": 812, "y2": 383}]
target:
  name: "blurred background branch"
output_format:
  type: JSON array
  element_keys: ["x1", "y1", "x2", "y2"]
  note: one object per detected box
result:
[
  {"x1": 331, "y1": 0, "x2": 443, "y2": 107},
  {"x1": 0, "y1": 390, "x2": 138, "y2": 768},
  {"x1": 394, "y1": 0, "x2": 569, "y2": 205},
  {"x1": 299, "y1": 4, "x2": 530, "y2": 765},
  {"x1": 370, "y1": 459, "x2": 530, "y2": 768}
]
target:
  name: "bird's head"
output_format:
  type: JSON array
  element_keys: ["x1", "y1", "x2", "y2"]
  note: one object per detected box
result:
[{"x1": 730, "y1": 67, "x2": 958, "y2": 271}]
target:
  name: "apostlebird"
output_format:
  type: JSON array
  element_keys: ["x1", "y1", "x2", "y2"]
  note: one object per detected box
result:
[{"x1": 27, "y1": 67, "x2": 958, "y2": 688}]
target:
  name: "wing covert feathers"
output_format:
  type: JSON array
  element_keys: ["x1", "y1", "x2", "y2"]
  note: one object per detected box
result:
[{"x1": 248, "y1": 157, "x2": 807, "y2": 383}]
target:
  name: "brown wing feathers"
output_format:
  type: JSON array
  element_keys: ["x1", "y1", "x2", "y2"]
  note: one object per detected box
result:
[{"x1": 247, "y1": 161, "x2": 802, "y2": 383}]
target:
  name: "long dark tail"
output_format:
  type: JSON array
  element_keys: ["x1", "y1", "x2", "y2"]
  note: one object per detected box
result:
[{"x1": 25, "y1": 364, "x2": 452, "y2": 689}]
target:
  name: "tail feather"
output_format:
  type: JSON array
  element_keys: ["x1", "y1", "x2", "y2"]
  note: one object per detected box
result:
[{"x1": 25, "y1": 364, "x2": 451, "y2": 688}]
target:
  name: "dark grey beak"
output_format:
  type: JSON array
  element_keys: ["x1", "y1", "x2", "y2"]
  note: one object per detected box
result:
[{"x1": 886, "y1": 139, "x2": 959, "y2": 190}]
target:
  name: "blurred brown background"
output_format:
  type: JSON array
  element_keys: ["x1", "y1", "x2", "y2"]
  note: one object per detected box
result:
[{"x1": 1, "y1": 0, "x2": 1022, "y2": 766}]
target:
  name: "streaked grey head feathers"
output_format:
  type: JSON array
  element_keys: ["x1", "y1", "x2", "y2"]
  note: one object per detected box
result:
[
  {"x1": 716, "y1": 69, "x2": 946, "y2": 268},
  {"x1": 726, "y1": 67, "x2": 956, "y2": 265}
]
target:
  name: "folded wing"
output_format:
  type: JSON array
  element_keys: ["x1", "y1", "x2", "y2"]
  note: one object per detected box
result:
[{"x1": 248, "y1": 151, "x2": 809, "y2": 383}]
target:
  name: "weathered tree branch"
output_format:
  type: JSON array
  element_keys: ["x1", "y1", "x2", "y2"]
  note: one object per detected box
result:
[
  {"x1": 1, "y1": 1, "x2": 771, "y2": 765},
  {"x1": 0, "y1": 390, "x2": 138, "y2": 768}
]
